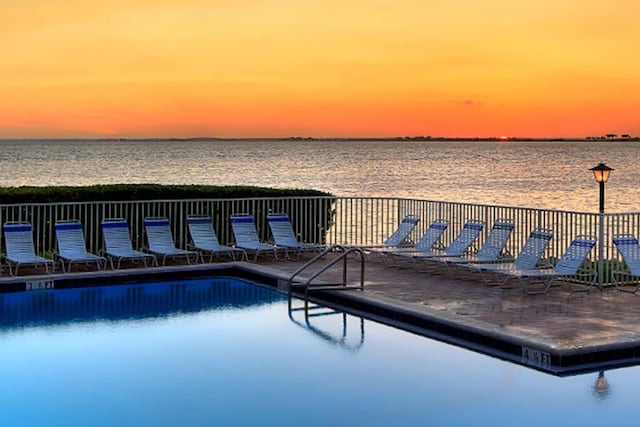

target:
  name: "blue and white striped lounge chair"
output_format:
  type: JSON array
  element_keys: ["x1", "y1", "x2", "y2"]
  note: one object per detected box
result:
[
  {"x1": 230, "y1": 214, "x2": 280, "y2": 261},
  {"x1": 497, "y1": 235, "x2": 597, "y2": 295},
  {"x1": 144, "y1": 217, "x2": 201, "y2": 266},
  {"x1": 381, "y1": 214, "x2": 421, "y2": 248},
  {"x1": 267, "y1": 213, "x2": 326, "y2": 259},
  {"x1": 392, "y1": 220, "x2": 485, "y2": 270},
  {"x1": 612, "y1": 234, "x2": 640, "y2": 293},
  {"x1": 372, "y1": 219, "x2": 449, "y2": 265},
  {"x1": 187, "y1": 215, "x2": 247, "y2": 262},
  {"x1": 434, "y1": 219, "x2": 514, "y2": 275},
  {"x1": 464, "y1": 228, "x2": 554, "y2": 284},
  {"x1": 3, "y1": 221, "x2": 55, "y2": 276},
  {"x1": 102, "y1": 218, "x2": 158, "y2": 269},
  {"x1": 55, "y1": 219, "x2": 106, "y2": 272}
]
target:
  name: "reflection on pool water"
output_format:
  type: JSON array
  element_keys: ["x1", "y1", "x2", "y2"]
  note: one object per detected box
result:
[{"x1": 0, "y1": 278, "x2": 634, "y2": 426}]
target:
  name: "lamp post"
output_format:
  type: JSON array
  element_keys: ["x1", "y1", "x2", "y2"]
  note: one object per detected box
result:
[
  {"x1": 590, "y1": 163, "x2": 613, "y2": 213},
  {"x1": 590, "y1": 163, "x2": 613, "y2": 288}
]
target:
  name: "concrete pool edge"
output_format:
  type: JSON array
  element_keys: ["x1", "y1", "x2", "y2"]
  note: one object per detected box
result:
[
  {"x1": 233, "y1": 263, "x2": 640, "y2": 376},
  {"x1": 214, "y1": 262, "x2": 640, "y2": 376},
  {"x1": 2, "y1": 262, "x2": 640, "y2": 376},
  {"x1": 301, "y1": 289, "x2": 640, "y2": 376}
]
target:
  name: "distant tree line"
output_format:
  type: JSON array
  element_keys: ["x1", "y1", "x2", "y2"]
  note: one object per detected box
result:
[{"x1": 586, "y1": 134, "x2": 637, "y2": 141}]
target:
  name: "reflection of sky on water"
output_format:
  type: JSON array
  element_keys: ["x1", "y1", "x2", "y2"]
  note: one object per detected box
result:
[
  {"x1": 1, "y1": 139, "x2": 639, "y2": 212},
  {"x1": 0, "y1": 278, "x2": 634, "y2": 426}
]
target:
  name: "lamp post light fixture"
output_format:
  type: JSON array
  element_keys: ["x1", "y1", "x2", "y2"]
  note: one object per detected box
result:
[
  {"x1": 590, "y1": 163, "x2": 613, "y2": 213},
  {"x1": 590, "y1": 162, "x2": 613, "y2": 289}
]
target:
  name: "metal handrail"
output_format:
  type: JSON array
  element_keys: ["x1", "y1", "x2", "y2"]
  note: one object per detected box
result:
[
  {"x1": 287, "y1": 307, "x2": 366, "y2": 352},
  {"x1": 287, "y1": 244, "x2": 365, "y2": 311}
]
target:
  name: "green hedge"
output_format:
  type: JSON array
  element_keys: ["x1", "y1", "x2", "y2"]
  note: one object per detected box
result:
[{"x1": 0, "y1": 184, "x2": 332, "y2": 204}]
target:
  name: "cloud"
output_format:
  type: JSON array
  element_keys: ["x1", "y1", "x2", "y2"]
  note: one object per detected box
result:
[
  {"x1": 460, "y1": 99, "x2": 483, "y2": 107},
  {"x1": 449, "y1": 99, "x2": 485, "y2": 107}
]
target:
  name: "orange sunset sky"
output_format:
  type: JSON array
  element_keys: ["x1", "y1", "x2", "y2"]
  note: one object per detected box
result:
[{"x1": 1, "y1": 0, "x2": 639, "y2": 139}]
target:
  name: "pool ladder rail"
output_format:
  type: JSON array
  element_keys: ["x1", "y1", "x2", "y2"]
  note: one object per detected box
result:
[
  {"x1": 287, "y1": 302, "x2": 366, "y2": 352},
  {"x1": 286, "y1": 245, "x2": 365, "y2": 312}
]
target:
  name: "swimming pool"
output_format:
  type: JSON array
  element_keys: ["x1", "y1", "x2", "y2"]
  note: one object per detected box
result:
[{"x1": 0, "y1": 277, "x2": 634, "y2": 426}]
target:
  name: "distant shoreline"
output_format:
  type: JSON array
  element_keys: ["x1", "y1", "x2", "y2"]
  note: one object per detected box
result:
[{"x1": 0, "y1": 136, "x2": 638, "y2": 142}]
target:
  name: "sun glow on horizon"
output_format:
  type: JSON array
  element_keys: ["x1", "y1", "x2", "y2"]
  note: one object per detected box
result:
[{"x1": 1, "y1": 0, "x2": 639, "y2": 138}]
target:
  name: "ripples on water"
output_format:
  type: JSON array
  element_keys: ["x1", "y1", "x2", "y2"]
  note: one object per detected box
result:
[{"x1": 0, "y1": 139, "x2": 638, "y2": 213}]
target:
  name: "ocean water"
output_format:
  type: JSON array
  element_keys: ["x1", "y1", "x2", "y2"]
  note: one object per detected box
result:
[{"x1": 0, "y1": 139, "x2": 637, "y2": 213}]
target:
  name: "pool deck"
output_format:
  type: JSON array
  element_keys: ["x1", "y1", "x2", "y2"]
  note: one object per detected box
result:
[{"x1": 2, "y1": 253, "x2": 640, "y2": 375}]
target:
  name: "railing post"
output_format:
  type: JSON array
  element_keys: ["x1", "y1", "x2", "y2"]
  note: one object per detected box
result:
[{"x1": 598, "y1": 212, "x2": 605, "y2": 289}]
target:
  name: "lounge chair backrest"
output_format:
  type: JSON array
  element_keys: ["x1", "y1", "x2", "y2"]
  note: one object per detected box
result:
[
  {"x1": 384, "y1": 215, "x2": 420, "y2": 246},
  {"x1": 144, "y1": 217, "x2": 177, "y2": 252},
  {"x1": 102, "y1": 218, "x2": 135, "y2": 252},
  {"x1": 553, "y1": 235, "x2": 596, "y2": 275},
  {"x1": 613, "y1": 234, "x2": 640, "y2": 276},
  {"x1": 187, "y1": 215, "x2": 221, "y2": 247},
  {"x1": 475, "y1": 220, "x2": 514, "y2": 260},
  {"x1": 4, "y1": 222, "x2": 37, "y2": 258},
  {"x1": 414, "y1": 219, "x2": 449, "y2": 251},
  {"x1": 444, "y1": 220, "x2": 485, "y2": 256},
  {"x1": 267, "y1": 213, "x2": 299, "y2": 247},
  {"x1": 513, "y1": 228, "x2": 553, "y2": 269},
  {"x1": 55, "y1": 220, "x2": 89, "y2": 257},
  {"x1": 230, "y1": 214, "x2": 261, "y2": 247}
]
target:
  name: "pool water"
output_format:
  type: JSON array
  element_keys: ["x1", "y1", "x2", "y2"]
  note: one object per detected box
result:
[{"x1": 0, "y1": 278, "x2": 634, "y2": 426}]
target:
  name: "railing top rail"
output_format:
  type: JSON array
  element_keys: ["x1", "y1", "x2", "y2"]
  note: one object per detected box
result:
[
  {"x1": 604, "y1": 211, "x2": 640, "y2": 218},
  {"x1": 332, "y1": 197, "x2": 607, "y2": 216},
  {"x1": 0, "y1": 196, "x2": 621, "y2": 216}
]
